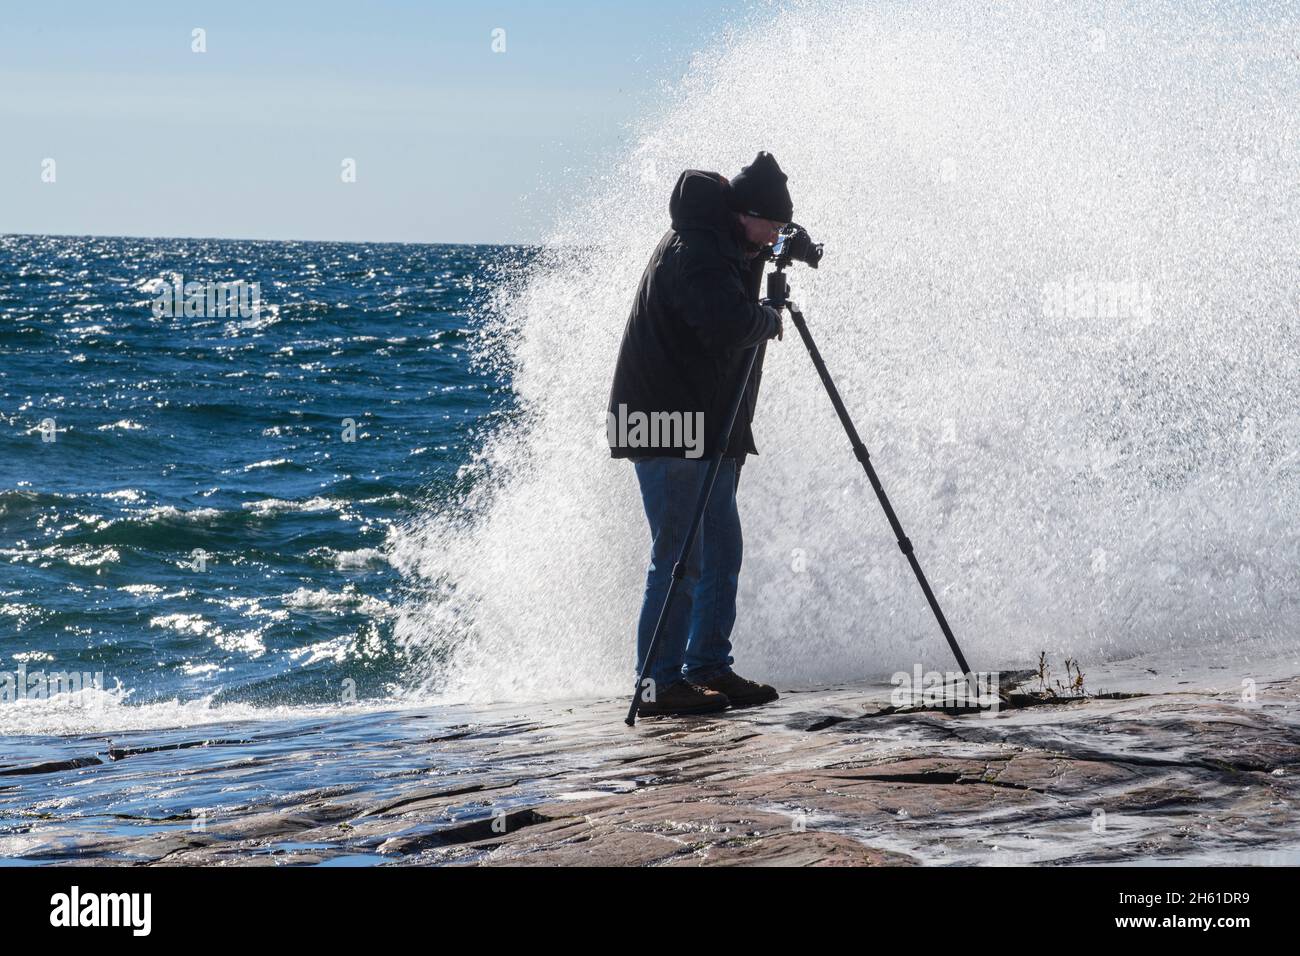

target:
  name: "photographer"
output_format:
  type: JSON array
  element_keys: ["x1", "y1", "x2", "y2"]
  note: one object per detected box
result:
[{"x1": 607, "y1": 151, "x2": 793, "y2": 716}]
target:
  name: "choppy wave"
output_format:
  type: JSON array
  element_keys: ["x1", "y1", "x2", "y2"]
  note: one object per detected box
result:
[{"x1": 2, "y1": 236, "x2": 514, "y2": 732}]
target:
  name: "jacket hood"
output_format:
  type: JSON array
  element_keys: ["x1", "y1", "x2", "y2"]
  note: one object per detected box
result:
[{"x1": 668, "y1": 170, "x2": 745, "y2": 259}]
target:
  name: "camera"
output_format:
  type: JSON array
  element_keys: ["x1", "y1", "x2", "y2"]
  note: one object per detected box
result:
[
  {"x1": 772, "y1": 223, "x2": 823, "y2": 269},
  {"x1": 765, "y1": 223, "x2": 822, "y2": 309}
]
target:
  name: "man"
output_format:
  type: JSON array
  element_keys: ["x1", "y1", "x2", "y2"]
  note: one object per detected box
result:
[{"x1": 608, "y1": 151, "x2": 794, "y2": 716}]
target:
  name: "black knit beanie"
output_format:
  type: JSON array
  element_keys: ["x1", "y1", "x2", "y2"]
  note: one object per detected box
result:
[{"x1": 728, "y1": 151, "x2": 794, "y2": 222}]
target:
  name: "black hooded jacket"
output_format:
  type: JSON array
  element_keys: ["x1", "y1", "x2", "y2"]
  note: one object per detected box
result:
[{"x1": 607, "y1": 170, "x2": 781, "y2": 461}]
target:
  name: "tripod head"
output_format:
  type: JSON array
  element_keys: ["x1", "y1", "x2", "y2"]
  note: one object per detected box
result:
[{"x1": 766, "y1": 265, "x2": 792, "y2": 311}]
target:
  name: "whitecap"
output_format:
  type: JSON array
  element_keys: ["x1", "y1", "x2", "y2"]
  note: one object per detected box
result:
[
  {"x1": 331, "y1": 548, "x2": 389, "y2": 570},
  {"x1": 281, "y1": 586, "x2": 394, "y2": 618},
  {"x1": 243, "y1": 497, "x2": 340, "y2": 515}
]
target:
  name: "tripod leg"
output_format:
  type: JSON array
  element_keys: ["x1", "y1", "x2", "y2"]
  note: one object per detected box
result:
[
  {"x1": 626, "y1": 346, "x2": 761, "y2": 725},
  {"x1": 786, "y1": 306, "x2": 979, "y2": 702}
]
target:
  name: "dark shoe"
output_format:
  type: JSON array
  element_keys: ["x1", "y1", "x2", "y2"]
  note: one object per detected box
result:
[
  {"x1": 698, "y1": 669, "x2": 779, "y2": 708},
  {"x1": 637, "y1": 679, "x2": 730, "y2": 716}
]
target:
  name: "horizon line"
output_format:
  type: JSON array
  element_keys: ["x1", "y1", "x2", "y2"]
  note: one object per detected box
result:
[{"x1": 1, "y1": 230, "x2": 549, "y2": 249}]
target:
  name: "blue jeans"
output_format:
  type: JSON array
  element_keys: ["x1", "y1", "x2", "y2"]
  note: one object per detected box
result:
[{"x1": 632, "y1": 456, "x2": 743, "y2": 692}]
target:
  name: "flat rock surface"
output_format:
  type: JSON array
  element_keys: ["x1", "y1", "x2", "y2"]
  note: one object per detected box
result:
[{"x1": 2, "y1": 649, "x2": 1299, "y2": 866}]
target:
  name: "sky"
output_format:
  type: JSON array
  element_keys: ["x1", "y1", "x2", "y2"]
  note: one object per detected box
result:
[{"x1": 0, "y1": 0, "x2": 754, "y2": 244}]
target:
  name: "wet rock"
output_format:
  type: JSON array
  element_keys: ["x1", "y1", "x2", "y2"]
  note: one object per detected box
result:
[{"x1": 2, "y1": 652, "x2": 1299, "y2": 865}]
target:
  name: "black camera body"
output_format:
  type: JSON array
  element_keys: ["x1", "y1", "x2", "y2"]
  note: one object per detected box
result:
[{"x1": 773, "y1": 223, "x2": 823, "y2": 270}]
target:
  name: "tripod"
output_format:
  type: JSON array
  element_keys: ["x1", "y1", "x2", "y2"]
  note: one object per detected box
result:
[{"x1": 625, "y1": 259, "x2": 977, "y2": 725}]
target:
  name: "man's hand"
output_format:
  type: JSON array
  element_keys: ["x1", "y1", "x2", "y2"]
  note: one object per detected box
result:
[{"x1": 760, "y1": 300, "x2": 784, "y2": 341}]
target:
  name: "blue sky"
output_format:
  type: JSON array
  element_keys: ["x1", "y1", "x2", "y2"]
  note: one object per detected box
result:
[{"x1": 0, "y1": 1, "x2": 752, "y2": 243}]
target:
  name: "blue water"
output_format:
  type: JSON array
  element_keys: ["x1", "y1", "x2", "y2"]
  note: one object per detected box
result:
[{"x1": 0, "y1": 234, "x2": 523, "y2": 728}]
